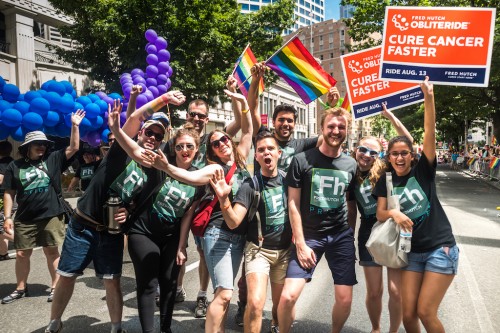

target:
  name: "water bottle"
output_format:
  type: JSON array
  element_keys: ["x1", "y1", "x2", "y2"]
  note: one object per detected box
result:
[
  {"x1": 399, "y1": 229, "x2": 412, "y2": 253},
  {"x1": 106, "y1": 195, "x2": 123, "y2": 234}
]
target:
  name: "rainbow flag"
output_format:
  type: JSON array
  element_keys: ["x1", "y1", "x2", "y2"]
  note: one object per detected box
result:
[
  {"x1": 266, "y1": 36, "x2": 337, "y2": 104},
  {"x1": 233, "y1": 45, "x2": 264, "y2": 98},
  {"x1": 492, "y1": 135, "x2": 497, "y2": 145},
  {"x1": 341, "y1": 93, "x2": 351, "y2": 112},
  {"x1": 490, "y1": 156, "x2": 500, "y2": 169},
  {"x1": 468, "y1": 157, "x2": 476, "y2": 166}
]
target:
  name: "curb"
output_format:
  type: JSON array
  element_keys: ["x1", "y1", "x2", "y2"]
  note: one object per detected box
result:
[{"x1": 463, "y1": 169, "x2": 500, "y2": 192}]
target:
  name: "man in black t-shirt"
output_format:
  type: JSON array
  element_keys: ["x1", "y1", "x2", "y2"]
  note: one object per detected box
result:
[{"x1": 278, "y1": 107, "x2": 357, "y2": 333}]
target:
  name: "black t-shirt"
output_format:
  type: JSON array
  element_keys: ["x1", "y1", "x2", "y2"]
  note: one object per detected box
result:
[
  {"x1": 163, "y1": 133, "x2": 209, "y2": 169},
  {"x1": 3, "y1": 149, "x2": 69, "y2": 222},
  {"x1": 233, "y1": 172, "x2": 291, "y2": 250},
  {"x1": 254, "y1": 125, "x2": 318, "y2": 174},
  {"x1": 373, "y1": 153, "x2": 456, "y2": 253},
  {"x1": 207, "y1": 163, "x2": 250, "y2": 235},
  {"x1": 286, "y1": 148, "x2": 356, "y2": 237},
  {"x1": 354, "y1": 171, "x2": 378, "y2": 229},
  {"x1": 77, "y1": 143, "x2": 159, "y2": 224},
  {"x1": 129, "y1": 165, "x2": 202, "y2": 236},
  {"x1": 75, "y1": 160, "x2": 102, "y2": 191},
  {"x1": 0, "y1": 156, "x2": 14, "y2": 198}
]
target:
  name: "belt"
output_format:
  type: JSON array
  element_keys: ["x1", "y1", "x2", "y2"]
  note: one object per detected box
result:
[{"x1": 73, "y1": 209, "x2": 107, "y2": 232}]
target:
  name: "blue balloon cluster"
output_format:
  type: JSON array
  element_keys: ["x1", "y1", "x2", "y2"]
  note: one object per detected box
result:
[
  {"x1": 120, "y1": 29, "x2": 172, "y2": 109},
  {"x1": 0, "y1": 76, "x2": 120, "y2": 146}
]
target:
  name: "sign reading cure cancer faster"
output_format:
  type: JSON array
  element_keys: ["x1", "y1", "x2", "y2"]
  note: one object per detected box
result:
[
  {"x1": 379, "y1": 7, "x2": 496, "y2": 86},
  {"x1": 341, "y1": 46, "x2": 423, "y2": 120}
]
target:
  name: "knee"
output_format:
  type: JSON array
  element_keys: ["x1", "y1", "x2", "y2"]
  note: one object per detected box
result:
[
  {"x1": 247, "y1": 296, "x2": 264, "y2": 315},
  {"x1": 16, "y1": 250, "x2": 31, "y2": 260},
  {"x1": 103, "y1": 278, "x2": 122, "y2": 291},
  {"x1": 336, "y1": 293, "x2": 352, "y2": 310},
  {"x1": 417, "y1": 305, "x2": 436, "y2": 324},
  {"x1": 217, "y1": 289, "x2": 233, "y2": 305},
  {"x1": 388, "y1": 285, "x2": 401, "y2": 302},
  {"x1": 366, "y1": 286, "x2": 383, "y2": 302},
  {"x1": 279, "y1": 289, "x2": 298, "y2": 308}
]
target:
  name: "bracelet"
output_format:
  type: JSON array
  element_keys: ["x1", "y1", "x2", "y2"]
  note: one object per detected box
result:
[
  {"x1": 4, "y1": 216, "x2": 12, "y2": 220},
  {"x1": 221, "y1": 202, "x2": 231, "y2": 210},
  {"x1": 242, "y1": 109, "x2": 249, "y2": 114},
  {"x1": 161, "y1": 94, "x2": 169, "y2": 104}
]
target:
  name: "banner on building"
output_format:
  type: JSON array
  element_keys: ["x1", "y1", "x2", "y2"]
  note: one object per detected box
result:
[
  {"x1": 379, "y1": 6, "x2": 496, "y2": 86},
  {"x1": 261, "y1": 114, "x2": 269, "y2": 127},
  {"x1": 341, "y1": 46, "x2": 423, "y2": 120}
]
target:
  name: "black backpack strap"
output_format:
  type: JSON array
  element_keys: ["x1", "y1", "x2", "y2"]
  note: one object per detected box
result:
[{"x1": 247, "y1": 173, "x2": 263, "y2": 250}]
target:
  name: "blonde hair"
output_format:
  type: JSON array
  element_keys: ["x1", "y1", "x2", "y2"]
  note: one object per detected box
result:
[
  {"x1": 320, "y1": 107, "x2": 352, "y2": 128},
  {"x1": 356, "y1": 136, "x2": 386, "y2": 189}
]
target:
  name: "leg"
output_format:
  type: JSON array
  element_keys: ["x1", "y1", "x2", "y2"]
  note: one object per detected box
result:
[
  {"x1": 401, "y1": 270, "x2": 424, "y2": 333},
  {"x1": 43, "y1": 246, "x2": 61, "y2": 289},
  {"x1": 205, "y1": 288, "x2": 233, "y2": 333},
  {"x1": 158, "y1": 235, "x2": 181, "y2": 332},
  {"x1": 270, "y1": 281, "x2": 285, "y2": 327},
  {"x1": 386, "y1": 267, "x2": 402, "y2": 333},
  {"x1": 417, "y1": 272, "x2": 455, "y2": 333},
  {"x1": 244, "y1": 273, "x2": 268, "y2": 333},
  {"x1": 49, "y1": 275, "x2": 77, "y2": 320},
  {"x1": 103, "y1": 278, "x2": 123, "y2": 325},
  {"x1": 363, "y1": 266, "x2": 383, "y2": 333},
  {"x1": 278, "y1": 278, "x2": 307, "y2": 333},
  {"x1": 197, "y1": 245, "x2": 210, "y2": 292},
  {"x1": 15, "y1": 248, "x2": 33, "y2": 290},
  {"x1": 0, "y1": 232, "x2": 13, "y2": 255},
  {"x1": 332, "y1": 285, "x2": 353, "y2": 333}
]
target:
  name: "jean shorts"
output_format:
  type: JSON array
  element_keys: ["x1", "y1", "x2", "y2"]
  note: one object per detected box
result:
[
  {"x1": 202, "y1": 226, "x2": 245, "y2": 291},
  {"x1": 57, "y1": 218, "x2": 124, "y2": 279},
  {"x1": 402, "y1": 245, "x2": 459, "y2": 275}
]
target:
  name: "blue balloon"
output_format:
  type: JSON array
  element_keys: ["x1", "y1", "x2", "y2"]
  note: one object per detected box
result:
[
  {"x1": 60, "y1": 80, "x2": 74, "y2": 93},
  {"x1": 10, "y1": 126, "x2": 27, "y2": 142},
  {"x1": 2, "y1": 108, "x2": 22, "y2": 127},
  {"x1": 90, "y1": 115, "x2": 103, "y2": 128},
  {"x1": 29, "y1": 97, "x2": 50, "y2": 117},
  {"x1": 95, "y1": 99, "x2": 108, "y2": 113},
  {"x1": 87, "y1": 93, "x2": 99, "y2": 102},
  {"x1": 44, "y1": 110, "x2": 60, "y2": 127},
  {"x1": 18, "y1": 94, "x2": 24, "y2": 101},
  {"x1": 59, "y1": 93, "x2": 75, "y2": 114},
  {"x1": 47, "y1": 81, "x2": 66, "y2": 96},
  {"x1": 2, "y1": 84, "x2": 20, "y2": 102},
  {"x1": 0, "y1": 76, "x2": 5, "y2": 93},
  {"x1": 24, "y1": 91, "x2": 42, "y2": 103},
  {"x1": 76, "y1": 96, "x2": 92, "y2": 107},
  {"x1": 14, "y1": 101, "x2": 30, "y2": 115},
  {"x1": 84, "y1": 103, "x2": 100, "y2": 119},
  {"x1": 101, "y1": 128, "x2": 111, "y2": 143},
  {"x1": 108, "y1": 93, "x2": 122, "y2": 100},
  {"x1": 45, "y1": 92, "x2": 62, "y2": 111},
  {"x1": 23, "y1": 112, "x2": 44, "y2": 130},
  {"x1": 73, "y1": 102, "x2": 84, "y2": 112},
  {"x1": 71, "y1": 90, "x2": 77, "y2": 99},
  {"x1": 0, "y1": 121, "x2": 9, "y2": 140},
  {"x1": 80, "y1": 117, "x2": 92, "y2": 131},
  {"x1": 0, "y1": 100, "x2": 13, "y2": 111},
  {"x1": 56, "y1": 121, "x2": 71, "y2": 137},
  {"x1": 38, "y1": 89, "x2": 47, "y2": 97},
  {"x1": 41, "y1": 80, "x2": 55, "y2": 91}
]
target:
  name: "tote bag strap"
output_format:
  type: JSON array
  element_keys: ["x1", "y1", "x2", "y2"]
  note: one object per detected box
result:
[{"x1": 385, "y1": 172, "x2": 400, "y2": 210}]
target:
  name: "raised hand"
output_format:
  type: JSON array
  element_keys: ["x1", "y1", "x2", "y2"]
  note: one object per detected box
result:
[
  {"x1": 209, "y1": 168, "x2": 232, "y2": 200},
  {"x1": 130, "y1": 85, "x2": 143, "y2": 98},
  {"x1": 420, "y1": 76, "x2": 433, "y2": 97},
  {"x1": 381, "y1": 102, "x2": 392, "y2": 119},
  {"x1": 250, "y1": 61, "x2": 266, "y2": 79},
  {"x1": 141, "y1": 148, "x2": 169, "y2": 169},
  {"x1": 223, "y1": 89, "x2": 247, "y2": 106},
  {"x1": 165, "y1": 90, "x2": 186, "y2": 106},
  {"x1": 327, "y1": 86, "x2": 340, "y2": 107},
  {"x1": 71, "y1": 109, "x2": 86, "y2": 126},
  {"x1": 226, "y1": 74, "x2": 238, "y2": 92}
]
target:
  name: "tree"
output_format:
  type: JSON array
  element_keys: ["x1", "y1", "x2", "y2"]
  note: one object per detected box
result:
[
  {"x1": 48, "y1": 0, "x2": 295, "y2": 105},
  {"x1": 341, "y1": 0, "x2": 500, "y2": 144}
]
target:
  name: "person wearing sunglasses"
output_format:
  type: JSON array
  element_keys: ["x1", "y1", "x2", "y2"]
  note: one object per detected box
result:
[
  {"x1": 353, "y1": 103, "x2": 413, "y2": 333},
  {"x1": 2, "y1": 110, "x2": 85, "y2": 309},
  {"x1": 374, "y1": 77, "x2": 459, "y2": 333}
]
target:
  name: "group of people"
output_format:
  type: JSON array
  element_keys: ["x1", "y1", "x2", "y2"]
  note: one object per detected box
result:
[{"x1": 0, "y1": 62, "x2": 458, "y2": 333}]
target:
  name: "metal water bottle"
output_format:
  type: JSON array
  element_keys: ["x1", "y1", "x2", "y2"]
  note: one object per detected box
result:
[
  {"x1": 399, "y1": 229, "x2": 412, "y2": 253},
  {"x1": 106, "y1": 195, "x2": 123, "y2": 234}
]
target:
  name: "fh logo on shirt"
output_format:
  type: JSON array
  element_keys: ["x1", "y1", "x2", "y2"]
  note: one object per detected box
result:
[
  {"x1": 110, "y1": 161, "x2": 147, "y2": 204},
  {"x1": 263, "y1": 186, "x2": 287, "y2": 226},
  {"x1": 153, "y1": 178, "x2": 196, "y2": 223},
  {"x1": 310, "y1": 169, "x2": 349, "y2": 209},
  {"x1": 355, "y1": 178, "x2": 377, "y2": 216},
  {"x1": 21, "y1": 164, "x2": 50, "y2": 191},
  {"x1": 393, "y1": 177, "x2": 430, "y2": 223}
]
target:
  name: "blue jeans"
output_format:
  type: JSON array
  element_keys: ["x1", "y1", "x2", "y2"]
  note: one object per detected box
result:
[
  {"x1": 57, "y1": 218, "x2": 124, "y2": 279},
  {"x1": 402, "y1": 245, "x2": 459, "y2": 275},
  {"x1": 202, "y1": 227, "x2": 245, "y2": 291}
]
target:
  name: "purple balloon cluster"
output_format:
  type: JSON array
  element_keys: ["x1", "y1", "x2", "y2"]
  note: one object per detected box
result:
[
  {"x1": 120, "y1": 29, "x2": 173, "y2": 109},
  {"x1": 0, "y1": 76, "x2": 121, "y2": 147}
]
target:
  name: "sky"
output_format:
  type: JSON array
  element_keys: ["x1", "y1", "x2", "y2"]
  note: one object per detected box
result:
[{"x1": 325, "y1": 0, "x2": 341, "y2": 20}]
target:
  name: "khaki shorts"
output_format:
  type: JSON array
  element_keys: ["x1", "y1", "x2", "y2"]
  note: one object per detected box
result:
[
  {"x1": 14, "y1": 215, "x2": 66, "y2": 250},
  {"x1": 244, "y1": 241, "x2": 291, "y2": 284}
]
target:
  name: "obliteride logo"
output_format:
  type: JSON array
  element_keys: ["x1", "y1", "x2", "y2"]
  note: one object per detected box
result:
[
  {"x1": 392, "y1": 14, "x2": 409, "y2": 31},
  {"x1": 348, "y1": 59, "x2": 364, "y2": 74}
]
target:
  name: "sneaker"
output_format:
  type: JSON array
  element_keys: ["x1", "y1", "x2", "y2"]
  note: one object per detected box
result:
[
  {"x1": 47, "y1": 288, "x2": 55, "y2": 303},
  {"x1": 0, "y1": 253, "x2": 11, "y2": 261},
  {"x1": 270, "y1": 324, "x2": 279, "y2": 333},
  {"x1": 235, "y1": 301, "x2": 245, "y2": 327},
  {"x1": 194, "y1": 296, "x2": 208, "y2": 318},
  {"x1": 1, "y1": 287, "x2": 28, "y2": 304},
  {"x1": 174, "y1": 287, "x2": 186, "y2": 303},
  {"x1": 44, "y1": 322, "x2": 62, "y2": 333}
]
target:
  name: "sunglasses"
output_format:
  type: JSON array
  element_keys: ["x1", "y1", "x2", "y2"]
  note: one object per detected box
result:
[
  {"x1": 32, "y1": 141, "x2": 48, "y2": 147},
  {"x1": 189, "y1": 111, "x2": 208, "y2": 120},
  {"x1": 389, "y1": 150, "x2": 411, "y2": 158},
  {"x1": 211, "y1": 135, "x2": 230, "y2": 149},
  {"x1": 357, "y1": 146, "x2": 379, "y2": 158},
  {"x1": 175, "y1": 143, "x2": 195, "y2": 151},
  {"x1": 108, "y1": 138, "x2": 115, "y2": 143},
  {"x1": 144, "y1": 129, "x2": 164, "y2": 142}
]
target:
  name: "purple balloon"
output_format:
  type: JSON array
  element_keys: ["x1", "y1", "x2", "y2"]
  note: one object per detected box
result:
[
  {"x1": 145, "y1": 78, "x2": 157, "y2": 86},
  {"x1": 120, "y1": 111, "x2": 127, "y2": 126},
  {"x1": 138, "y1": 83, "x2": 147, "y2": 93},
  {"x1": 157, "y1": 85, "x2": 167, "y2": 94},
  {"x1": 157, "y1": 49, "x2": 170, "y2": 62},
  {"x1": 135, "y1": 94, "x2": 148, "y2": 108},
  {"x1": 146, "y1": 54, "x2": 158, "y2": 66},
  {"x1": 146, "y1": 65, "x2": 158, "y2": 78},
  {"x1": 145, "y1": 29, "x2": 158, "y2": 43},
  {"x1": 154, "y1": 37, "x2": 168, "y2": 50},
  {"x1": 123, "y1": 87, "x2": 132, "y2": 99},
  {"x1": 148, "y1": 86, "x2": 159, "y2": 98},
  {"x1": 120, "y1": 76, "x2": 132, "y2": 85},
  {"x1": 157, "y1": 62, "x2": 169, "y2": 74},
  {"x1": 146, "y1": 44, "x2": 157, "y2": 55},
  {"x1": 95, "y1": 91, "x2": 107, "y2": 99},
  {"x1": 103, "y1": 96, "x2": 114, "y2": 105},
  {"x1": 166, "y1": 66, "x2": 173, "y2": 77},
  {"x1": 157, "y1": 74, "x2": 168, "y2": 84},
  {"x1": 165, "y1": 78, "x2": 172, "y2": 89},
  {"x1": 133, "y1": 76, "x2": 146, "y2": 85},
  {"x1": 131, "y1": 68, "x2": 145, "y2": 77},
  {"x1": 121, "y1": 82, "x2": 133, "y2": 90},
  {"x1": 86, "y1": 131, "x2": 101, "y2": 147},
  {"x1": 143, "y1": 90, "x2": 154, "y2": 101},
  {"x1": 120, "y1": 73, "x2": 131, "y2": 78}
]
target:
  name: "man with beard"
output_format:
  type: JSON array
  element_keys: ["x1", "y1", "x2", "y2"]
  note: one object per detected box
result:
[{"x1": 277, "y1": 107, "x2": 357, "y2": 333}]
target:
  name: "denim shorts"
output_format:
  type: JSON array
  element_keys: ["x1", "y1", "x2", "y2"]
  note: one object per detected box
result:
[
  {"x1": 57, "y1": 218, "x2": 124, "y2": 279},
  {"x1": 286, "y1": 228, "x2": 357, "y2": 285},
  {"x1": 402, "y1": 245, "x2": 459, "y2": 275},
  {"x1": 202, "y1": 226, "x2": 245, "y2": 291}
]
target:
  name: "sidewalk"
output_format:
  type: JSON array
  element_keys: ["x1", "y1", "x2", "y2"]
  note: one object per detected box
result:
[{"x1": 462, "y1": 168, "x2": 500, "y2": 191}]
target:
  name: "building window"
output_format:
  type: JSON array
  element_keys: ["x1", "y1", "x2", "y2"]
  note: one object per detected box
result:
[
  {"x1": 241, "y1": 3, "x2": 249, "y2": 10},
  {"x1": 319, "y1": 45, "x2": 323, "y2": 51},
  {"x1": 250, "y1": 4, "x2": 259, "y2": 10},
  {"x1": 329, "y1": 63, "x2": 333, "y2": 69},
  {"x1": 330, "y1": 53, "x2": 333, "y2": 58},
  {"x1": 320, "y1": 55, "x2": 323, "y2": 60}
]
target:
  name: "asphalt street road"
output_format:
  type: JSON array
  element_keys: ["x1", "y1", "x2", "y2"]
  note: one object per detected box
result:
[{"x1": 0, "y1": 164, "x2": 499, "y2": 332}]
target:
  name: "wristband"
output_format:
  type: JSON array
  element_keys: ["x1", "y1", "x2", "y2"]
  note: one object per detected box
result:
[
  {"x1": 4, "y1": 216, "x2": 12, "y2": 220},
  {"x1": 160, "y1": 94, "x2": 170, "y2": 104},
  {"x1": 242, "y1": 109, "x2": 250, "y2": 114},
  {"x1": 222, "y1": 202, "x2": 231, "y2": 210}
]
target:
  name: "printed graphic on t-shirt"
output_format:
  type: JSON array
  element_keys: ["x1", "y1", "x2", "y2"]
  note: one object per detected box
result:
[
  {"x1": 20, "y1": 163, "x2": 50, "y2": 194},
  {"x1": 310, "y1": 168, "x2": 349, "y2": 209},
  {"x1": 394, "y1": 177, "x2": 430, "y2": 224},
  {"x1": 109, "y1": 160, "x2": 147, "y2": 204},
  {"x1": 263, "y1": 186, "x2": 287, "y2": 226},
  {"x1": 355, "y1": 178, "x2": 377, "y2": 217},
  {"x1": 192, "y1": 143, "x2": 207, "y2": 169},
  {"x1": 80, "y1": 165, "x2": 95, "y2": 180},
  {"x1": 278, "y1": 146, "x2": 295, "y2": 173},
  {"x1": 232, "y1": 169, "x2": 250, "y2": 196},
  {"x1": 153, "y1": 178, "x2": 196, "y2": 223}
]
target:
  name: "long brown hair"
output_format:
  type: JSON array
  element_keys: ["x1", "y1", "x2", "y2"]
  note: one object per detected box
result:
[
  {"x1": 206, "y1": 130, "x2": 246, "y2": 169},
  {"x1": 355, "y1": 136, "x2": 386, "y2": 189}
]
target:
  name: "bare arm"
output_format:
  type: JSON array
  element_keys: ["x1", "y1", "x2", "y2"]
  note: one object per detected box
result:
[
  {"x1": 65, "y1": 110, "x2": 85, "y2": 160},
  {"x1": 248, "y1": 62, "x2": 266, "y2": 136},
  {"x1": 125, "y1": 85, "x2": 142, "y2": 118},
  {"x1": 67, "y1": 176, "x2": 80, "y2": 192},
  {"x1": 381, "y1": 103, "x2": 414, "y2": 143},
  {"x1": 3, "y1": 190, "x2": 15, "y2": 234},
  {"x1": 224, "y1": 89, "x2": 252, "y2": 160},
  {"x1": 210, "y1": 171, "x2": 248, "y2": 229},
  {"x1": 375, "y1": 196, "x2": 413, "y2": 232},
  {"x1": 421, "y1": 77, "x2": 436, "y2": 163},
  {"x1": 225, "y1": 75, "x2": 242, "y2": 137}
]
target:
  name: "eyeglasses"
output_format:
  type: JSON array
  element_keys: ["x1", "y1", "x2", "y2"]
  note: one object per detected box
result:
[
  {"x1": 389, "y1": 151, "x2": 411, "y2": 158},
  {"x1": 357, "y1": 146, "x2": 379, "y2": 158},
  {"x1": 144, "y1": 129, "x2": 164, "y2": 142},
  {"x1": 211, "y1": 135, "x2": 230, "y2": 149},
  {"x1": 175, "y1": 143, "x2": 195, "y2": 151},
  {"x1": 188, "y1": 111, "x2": 208, "y2": 120},
  {"x1": 32, "y1": 141, "x2": 48, "y2": 147}
]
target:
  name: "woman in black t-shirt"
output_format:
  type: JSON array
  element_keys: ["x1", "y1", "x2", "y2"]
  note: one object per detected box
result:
[{"x1": 375, "y1": 78, "x2": 458, "y2": 333}]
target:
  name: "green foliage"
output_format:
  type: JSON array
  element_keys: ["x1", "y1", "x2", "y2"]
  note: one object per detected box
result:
[
  {"x1": 48, "y1": 0, "x2": 295, "y2": 105},
  {"x1": 370, "y1": 115, "x2": 398, "y2": 139}
]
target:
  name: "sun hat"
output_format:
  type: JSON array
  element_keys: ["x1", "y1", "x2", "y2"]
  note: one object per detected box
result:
[
  {"x1": 141, "y1": 120, "x2": 166, "y2": 133},
  {"x1": 18, "y1": 131, "x2": 54, "y2": 153}
]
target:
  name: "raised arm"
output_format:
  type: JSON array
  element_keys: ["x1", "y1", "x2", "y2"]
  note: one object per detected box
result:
[
  {"x1": 225, "y1": 75, "x2": 242, "y2": 137},
  {"x1": 224, "y1": 89, "x2": 252, "y2": 159},
  {"x1": 209, "y1": 171, "x2": 248, "y2": 229},
  {"x1": 65, "y1": 109, "x2": 86, "y2": 160},
  {"x1": 248, "y1": 62, "x2": 266, "y2": 136},
  {"x1": 421, "y1": 77, "x2": 436, "y2": 163},
  {"x1": 381, "y1": 103, "x2": 414, "y2": 143},
  {"x1": 125, "y1": 85, "x2": 142, "y2": 118}
]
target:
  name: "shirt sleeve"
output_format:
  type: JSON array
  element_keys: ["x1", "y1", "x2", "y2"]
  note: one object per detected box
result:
[
  {"x1": 233, "y1": 179, "x2": 256, "y2": 210},
  {"x1": 285, "y1": 155, "x2": 302, "y2": 188},
  {"x1": 415, "y1": 152, "x2": 436, "y2": 181},
  {"x1": 298, "y1": 137, "x2": 318, "y2": 152},
  {"x1": 2, "y1": 162, "x2": 15, "y2": 190},
  {"x1": 346, "y1": 163, "x2": 356, "y2": 201}
]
